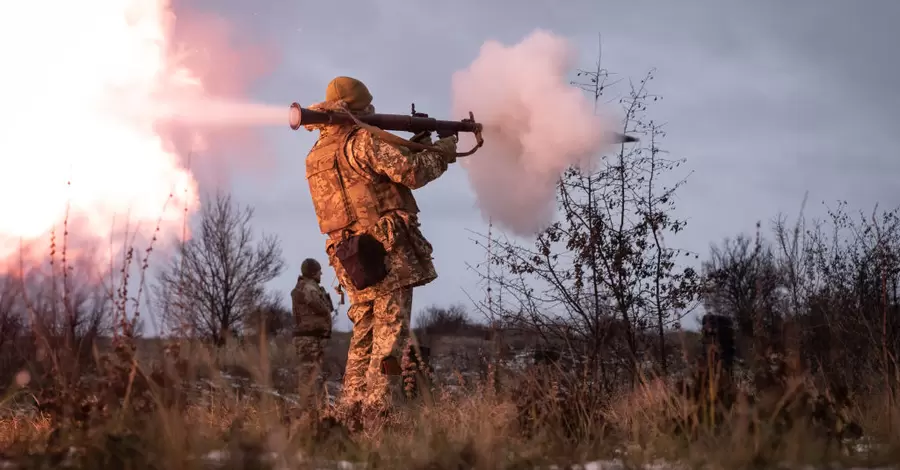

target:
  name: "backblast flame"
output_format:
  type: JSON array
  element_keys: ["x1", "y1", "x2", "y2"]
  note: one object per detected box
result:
[{"x1": 0, "y1": 0, "x2": 204, "y2": 271}]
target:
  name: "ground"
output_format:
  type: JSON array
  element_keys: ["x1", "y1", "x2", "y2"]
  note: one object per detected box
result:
[{"x1": 0, "y1": 329, "x2": 896, "y2": 469}]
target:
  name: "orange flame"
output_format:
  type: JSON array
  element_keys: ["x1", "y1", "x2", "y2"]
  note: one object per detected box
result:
[{"x1": 0, "y1": 0, "x2": 206, "y2": 272}]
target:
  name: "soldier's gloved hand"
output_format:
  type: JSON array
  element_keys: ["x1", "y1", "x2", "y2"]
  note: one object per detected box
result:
[
  {"x1": 410, "y1": 131, "x2": 433, "y2": 145},
  {"x1": 434, "y1": 135, "x2": 458, "y2": 164}
]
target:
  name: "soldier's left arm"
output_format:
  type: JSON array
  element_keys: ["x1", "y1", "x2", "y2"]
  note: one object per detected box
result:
[{"x1": 350, "y1": 129, "x2": 454, "y2": 190}]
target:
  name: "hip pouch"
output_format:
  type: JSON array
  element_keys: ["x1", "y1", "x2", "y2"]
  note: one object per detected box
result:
[{"x1": 334, "y1": 232, "x2": 389, "y2": 290}]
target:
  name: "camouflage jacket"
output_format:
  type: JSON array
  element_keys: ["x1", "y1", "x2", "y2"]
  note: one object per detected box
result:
[
  {"x1": 291, "y1": 276, "x2": 333, "y2": 338},
  {"x1": 316, "y1": 127, "x2": 448, "y2": 303}
]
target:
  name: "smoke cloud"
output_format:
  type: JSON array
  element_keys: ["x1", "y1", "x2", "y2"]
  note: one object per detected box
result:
[{"x1": 451, "y1": 30, "x2": 617, "y2": 237}]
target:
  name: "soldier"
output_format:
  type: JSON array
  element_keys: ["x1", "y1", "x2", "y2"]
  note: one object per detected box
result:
[
  {"x1": 291, "y1": 258, "x2": 335, "y2": 427},
  {"x1": 302, "y1": 76, "x2": 458, "y2": 425}
]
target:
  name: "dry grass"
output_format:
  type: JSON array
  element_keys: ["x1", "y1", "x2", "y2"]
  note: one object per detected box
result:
[
  {"x1": 0, "y1": 332, "x2": 894, "y2": 470},
  {"x1": 0, "y1": 208, "x2": 894, "y2": 469}
]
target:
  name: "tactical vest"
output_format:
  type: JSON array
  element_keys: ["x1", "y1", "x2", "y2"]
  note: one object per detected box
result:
[{"x1": 305, "y1": 126, "x2": 419, "y2": 235}]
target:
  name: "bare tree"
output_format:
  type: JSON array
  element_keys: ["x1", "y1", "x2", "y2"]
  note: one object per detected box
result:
[
  {"x1": 0, "y1": 275, "x2": 24, "y2": 350},
  {"x1": 245, "y1": 290, "x2": 292, "y2": 339},
  {"x1": 22, "y1": 243, "x2": 111, "y2": 350},
  {"x1": 702, "y1": 229, "x2": 781, "y2": 346},
  {"x1": 799, "y1": 203, "x2": 900, "y2": 387},
  {"x1": 155, "y1": 192, "x2": 285, "y2": 345},
  {"x1": 417, "y1": 304, "x2": 474, "y2": 336},
  {"x1": 0, "y1": 239, "x2": 116, "y2": 393},
  {"x1": 703, "y1": 201, "x2": 900, "y2": 393},
  {"x1": 0, "y1": 275, "x2": 26, "y2": 379},
  {"x1": 469, "y1": 59, "x2": 699, "y2": 386}
]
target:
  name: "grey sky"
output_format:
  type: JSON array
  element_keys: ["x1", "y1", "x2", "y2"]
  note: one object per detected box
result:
[{"x1": 176, "y1": 0, "x2": 900, "y2": 331}]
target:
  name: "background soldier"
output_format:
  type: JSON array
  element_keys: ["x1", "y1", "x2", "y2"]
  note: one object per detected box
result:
[
  {"x1": 302, "y1": 76, "x2": 458, "y2": 425},
  {"x1": 290, "y1": 258, "x2": 334, "y2": 427}
]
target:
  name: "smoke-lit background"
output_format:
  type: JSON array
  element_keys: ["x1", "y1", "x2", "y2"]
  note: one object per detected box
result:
[
  {"x1": 231, "y1": 0, "x2": 900, "y2": 331},
  {"x1": 4, "y1": 0, "x2": 899, "y2": 334}
]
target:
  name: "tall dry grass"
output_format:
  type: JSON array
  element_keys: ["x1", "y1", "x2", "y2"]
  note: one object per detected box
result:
[
  {"x1": 0, "y1": 208, "x2": 896, "y2": 469},
  {"x1": 0, "y1": 323, "x2": 898, "y2": 468}
]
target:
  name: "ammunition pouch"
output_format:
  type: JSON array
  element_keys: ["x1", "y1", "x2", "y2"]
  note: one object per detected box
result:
[
  {"x1": 380, "y1": 356, "x2": 402, "y2": 376},
  {"x1": 334, "y1": 232, "x2": 389, "y2": 290}
]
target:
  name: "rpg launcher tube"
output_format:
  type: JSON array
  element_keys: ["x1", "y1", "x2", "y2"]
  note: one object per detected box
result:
[
  {"x1": 288, "y1": 102, "x2": 637, "y2": 143},
  {"x1": 289, "y1": 103, "x2": 482, "y2": 135}
]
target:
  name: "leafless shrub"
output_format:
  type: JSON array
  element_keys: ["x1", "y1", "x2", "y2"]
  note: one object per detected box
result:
[
  {"x1": 468, "y1": 62, "x2": 699, "y2": 389},
  {"x1": 703, "y1": 200, "x2": 900, "y2": 398},
  {"x1": 155, "y1": 191, "x2": 285, "y2": 346},
  {"x1": 245, "y1": 291, "x2": 292, "y2": 340},
  {"x1": 702, "y1": 229, "x2": 782, "y2": 362},
  {"x1": 418, "y1": 304, "x2": 484, "y2": 337}
]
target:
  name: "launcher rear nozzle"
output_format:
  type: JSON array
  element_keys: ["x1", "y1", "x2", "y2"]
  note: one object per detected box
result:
[{"x1": 289, "y1": 103, "x2": 302, "y2": 130}]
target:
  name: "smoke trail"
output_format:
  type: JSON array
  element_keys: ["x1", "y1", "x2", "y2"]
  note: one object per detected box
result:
[
  {"x1": 157, "y1": 4, "x2": 283, "y2": 177},
  {"x1": 451, "y1": 30, "x2": 618, "y2": 237},
  {"x1": 138, "y1": 97, "x2": 284, "y2": 127}
]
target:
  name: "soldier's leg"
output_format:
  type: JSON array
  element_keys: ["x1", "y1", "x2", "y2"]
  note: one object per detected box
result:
[
  {"x1": 293, "y1": 336, "x2": 326, "y2": 422},
  {"x1": 340, "y1": 300, "x2": 375, "y2": 410},
  {"x1": 363, "y1": 287, "x2": 413, "y2": 412},
  {"x1": 313, "y1": 337, "x2": 328, "y2": 407}
]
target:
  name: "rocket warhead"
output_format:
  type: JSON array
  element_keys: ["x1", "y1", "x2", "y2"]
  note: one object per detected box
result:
[{"x1": 611, "y1": 133, "x2": 638, "y2": 143}]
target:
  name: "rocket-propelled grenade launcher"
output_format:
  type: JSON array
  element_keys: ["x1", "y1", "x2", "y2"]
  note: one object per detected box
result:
[
  {"x1": 288, "y1": 102, "x2": 638, "y2": 149},
  {"x1": 289, "y1": 103, "x2": 483, "y2": 137}
]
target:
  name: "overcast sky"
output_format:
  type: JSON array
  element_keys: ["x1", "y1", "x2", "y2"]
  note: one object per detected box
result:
[{"x1": 174, "y1": 0, "x2": 900, "y2": 331}]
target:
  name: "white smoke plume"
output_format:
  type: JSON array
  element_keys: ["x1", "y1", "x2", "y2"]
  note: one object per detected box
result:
[{"x1": 451, "y1": 30, "x2": 618, "y2": 237}]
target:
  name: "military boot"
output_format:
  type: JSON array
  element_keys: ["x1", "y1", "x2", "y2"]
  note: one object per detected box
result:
[{"x1": 333, "y1": 401, "x2": 364, "y2": 434}]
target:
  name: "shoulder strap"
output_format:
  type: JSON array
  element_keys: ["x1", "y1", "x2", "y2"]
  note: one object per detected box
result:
[{"x1": 338, "y1": 105, "x2": 444, "y2": 153}]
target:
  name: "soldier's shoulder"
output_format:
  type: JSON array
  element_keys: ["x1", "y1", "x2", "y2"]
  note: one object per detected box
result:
[
  {"x1": 299, "y1": 279, "x2": 321, "y2": 292},
  {"x1": 351, "y1": 126, "x2": 374, "y2": 139},
  {"x1": 345, "y1": 127, "x2": 373, "y2": 147}
]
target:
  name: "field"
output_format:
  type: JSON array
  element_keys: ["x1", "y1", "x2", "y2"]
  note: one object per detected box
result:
[
  {"x1": 1, "y1": 62, "x2": 898, "y2": 469},
  {"x1": 0, "y1": 323, "x2": 896, "y2": 470}
]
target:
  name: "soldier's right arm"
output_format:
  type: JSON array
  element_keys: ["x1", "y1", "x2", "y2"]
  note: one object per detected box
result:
[
  {"x1": 290, "y1": 287, "x2": 302, "y2": 317},
  {"x1": 347, "y1": 128, "x2": 457, "y2": 190}
]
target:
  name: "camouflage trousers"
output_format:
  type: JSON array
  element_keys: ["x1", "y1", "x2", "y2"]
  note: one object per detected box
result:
[
  {"x1": 340, "y1": 287, "x2": 414, "y2": 414},
  {"x1": 293, "y1": 336, "x2": 328, "y2": 422}
]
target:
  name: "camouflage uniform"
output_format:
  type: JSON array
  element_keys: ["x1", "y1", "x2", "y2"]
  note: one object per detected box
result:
[
  {"x1": 291, "y1": 274, "x2": 334, "y2": 422},
  {"x1": 304, "y1": 76, "x2": 457, "y2": 416}
]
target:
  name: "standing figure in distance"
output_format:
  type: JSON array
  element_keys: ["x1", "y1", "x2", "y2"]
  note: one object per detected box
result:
[
  {"x1": 302, "y1": 76, "x2": 458, "y2": 426},
  {"x1": 291, "y1": 257, "x2": 334, "y2": 428}
]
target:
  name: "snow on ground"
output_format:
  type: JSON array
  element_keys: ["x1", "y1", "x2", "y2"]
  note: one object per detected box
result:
[
  {"x1": 0, "y1": 452, "x2": 893, "y2": 470},
  {"x1": 196, "y1": 450, "x2": 899, "y2": 470},
  {"x1": 0, "y1": 345, "x2": 890, "y2": 469}
]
